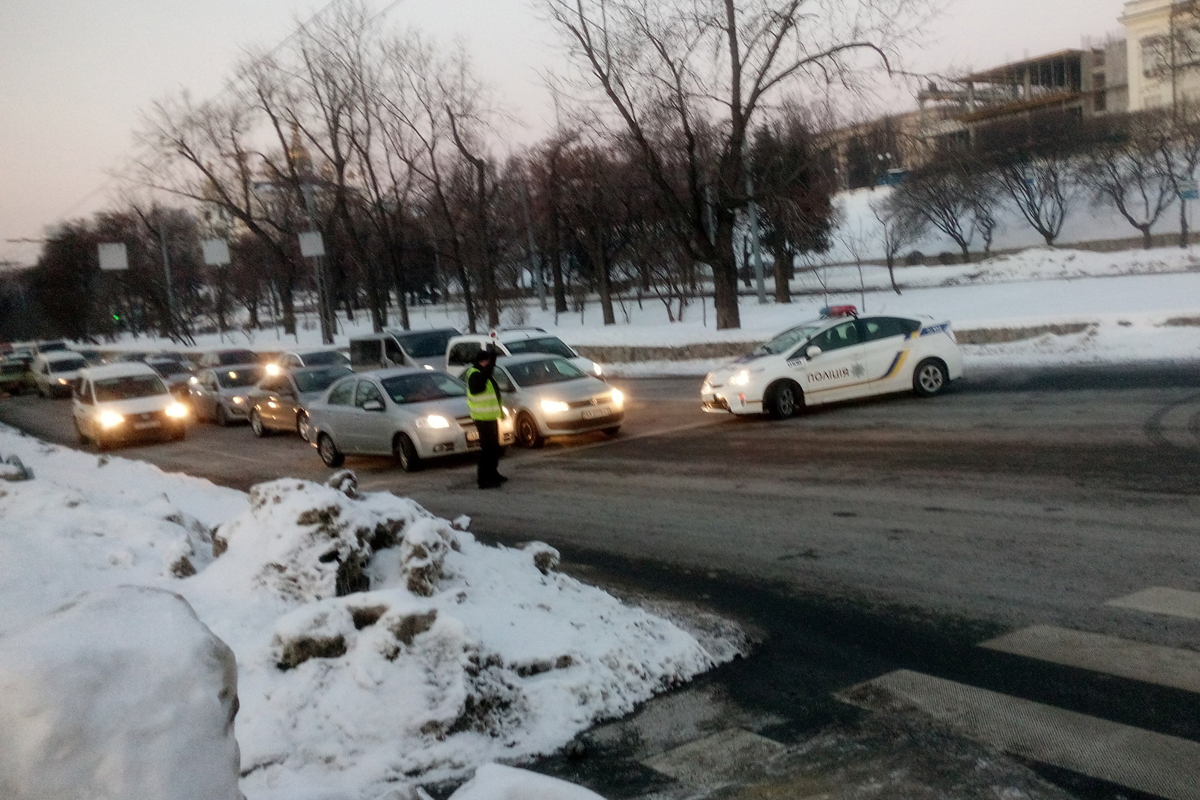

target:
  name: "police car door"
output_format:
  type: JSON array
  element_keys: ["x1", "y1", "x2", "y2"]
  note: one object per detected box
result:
[
  {"x1": 858, "y1": 317, "x2": 919, "y2": 395},
  {"x1": 796, "y1": 320, "x2": 870, "y2": 405}
]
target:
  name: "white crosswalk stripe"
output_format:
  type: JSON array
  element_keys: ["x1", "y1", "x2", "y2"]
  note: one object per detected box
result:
[
  {"x1": 1107, "y1": 587, "x2": 1200, "y2": 622},
  {"x1": 839, "y1": 669, "x2": 1200, "y2": 800},
  {"x1": 981, "y1": 624, "x2": 1200, "y2": 694}
]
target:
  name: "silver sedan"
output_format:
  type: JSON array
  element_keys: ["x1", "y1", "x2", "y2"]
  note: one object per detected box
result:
[
  {"x1": 306, "y1": 368, "x2": 516, "y2": 472},
  {"x1": 496, "y1": 354, "x2": 624, "y2": 448}
]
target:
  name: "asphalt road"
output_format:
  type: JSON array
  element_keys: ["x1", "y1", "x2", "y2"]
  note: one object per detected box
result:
[{"x1": 3, "y1": 364, "x2": 1199, "y2": 799}]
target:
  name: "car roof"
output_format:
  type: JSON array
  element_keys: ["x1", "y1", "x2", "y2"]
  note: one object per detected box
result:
[
  {"x1": 80, "y1": 363, "x2": 159, "y2": 380},
  {"x1": 360, "y1": 367, "x2": 444, "y2": 380},
  {"x1": 495, "y1": 353, "x2": 568, "y2": 366},
  {"x1": 39, "y1": 350, "x2": 88, "y2": 363},
  {"x1": 206, "y1": 363, "x2": 263, "y2": 374}
]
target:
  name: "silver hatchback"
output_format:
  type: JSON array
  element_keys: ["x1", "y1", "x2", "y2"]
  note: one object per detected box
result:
[
  {"x1": 306, "y1": 368, "x2": 516, "y2": 472},
  {"x1": 496, "y1": 354, "x2": 624, "y2": 448}
]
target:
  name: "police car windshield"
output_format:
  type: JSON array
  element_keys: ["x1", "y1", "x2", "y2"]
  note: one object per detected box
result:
[
  {"x1": 294, "y1": 366, "x2": 352, "y2": 394},
  {"x1": 754, "y1": 323, "x2": 826, "y2": 356},
  {"x1": 217, "y1": 368, "x2": 263, "y2": 388},
  {"x1": 390, "y1": 330, "x2": 458, "y2": 359},
  {"x1": 94, "y1": 375, "x2": 167, "y2": 402},
  {"x1": 381, "y1": 372, "x2": 466, "y2": 404},
  {"x1": 506, "y1": 357, "x2": 586, "y2": 387},
  {"x1": 503, "y1": 336, "x2": 576, "y2": 359}
]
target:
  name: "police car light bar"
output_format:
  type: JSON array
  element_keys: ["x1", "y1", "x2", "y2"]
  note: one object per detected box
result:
[{"x1": 820, "y1": 305, "x2": 858, "y2": 318}]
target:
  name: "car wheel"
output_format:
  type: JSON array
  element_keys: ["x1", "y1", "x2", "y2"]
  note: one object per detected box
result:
[
  {"x1": 516, "y1": 412, "x2": 544, "y2": 449},
  {"x1": 73, "y1": 418, "x2": 87, "y2": 446},
  {"x1": 765, "y1": 380, "x2": 801, "y2": 420},
  {"x1": 393, "y1": 433, "x2": 423, "y2": 473},
  {"x1": 37, "y1": 384, "x2": 46, "y2": 399},
  {"x1": 913, "y1": 358, "x2": 948, "y2": 398},
  {"x1": 603, "y1": 426, "x2": 621, "y2": 437},
  {"x1": 317, "y1": 433, "x2": 344, "y2": 468},
  {"x1": 216, "y1": 403, "x2": 230, "y2": 427},
  {"x1": 249, "y1": 410, "x2": 267, "y2": 438},
  {"x1": 296, "y1": 411, "x2": 310, "y2": 441}
]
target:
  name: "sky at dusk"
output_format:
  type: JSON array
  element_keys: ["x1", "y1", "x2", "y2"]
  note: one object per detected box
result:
[{"x1": 1, "y1": 0, "x2": 1128, "y2": 266}]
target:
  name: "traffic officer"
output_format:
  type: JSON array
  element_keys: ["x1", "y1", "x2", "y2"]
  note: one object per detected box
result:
[{"x1": 464, "y1": 345, "x2": 506, "y2": 489}]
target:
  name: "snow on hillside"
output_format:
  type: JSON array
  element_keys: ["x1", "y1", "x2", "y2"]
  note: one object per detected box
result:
[{"x1": 0, "y1": 427, "x2": 742, "y2": 800}]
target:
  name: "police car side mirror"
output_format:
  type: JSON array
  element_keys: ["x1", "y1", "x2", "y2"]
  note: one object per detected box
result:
[
  {"x1": 806, "y1": 346, "x2": 823, "y2": 359},
  {"x1": 362, "y1": 400, "x2": 384, "y2": 412}
]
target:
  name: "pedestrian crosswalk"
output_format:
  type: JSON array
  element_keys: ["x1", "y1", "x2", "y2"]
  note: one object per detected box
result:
[{"x1": 839, "y1": 586, "x2": 1200, "y2": 800}]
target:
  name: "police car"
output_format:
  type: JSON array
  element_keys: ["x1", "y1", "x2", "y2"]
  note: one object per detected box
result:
[{"x1": 701, "y1": 307, "x2": 964, "y2": 418}]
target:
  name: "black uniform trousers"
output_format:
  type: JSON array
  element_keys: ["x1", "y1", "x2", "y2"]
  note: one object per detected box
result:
[{"x1": 475, "y1": 419, "x2": 502, "y2": 487}]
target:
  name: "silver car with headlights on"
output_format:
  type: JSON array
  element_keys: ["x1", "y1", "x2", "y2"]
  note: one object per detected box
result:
[
  {"x1": 187, "y1": 364, "x2": 265, "y2": 426},
  {"x1": 495, "y1": 354, "x2": 624, "y2": 448},
  {"x1": 306, "y1": 368, "x2": 516, "y2": 472}
]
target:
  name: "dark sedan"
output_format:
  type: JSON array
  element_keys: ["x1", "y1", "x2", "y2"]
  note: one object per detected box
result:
[{"x1": 247, "y1": 365, "x2": 354, "y2": 440}]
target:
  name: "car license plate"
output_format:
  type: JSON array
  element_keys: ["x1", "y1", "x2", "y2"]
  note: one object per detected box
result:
[
  {"x1": 134, "y1": 420, "x2": 161, "y2": 430},
  {"x1": 466, "y1": 429, "x2": 479, "y2": 442},
  {"x1": 582, "y1": 406, "x2": 609, "y2": 419}
]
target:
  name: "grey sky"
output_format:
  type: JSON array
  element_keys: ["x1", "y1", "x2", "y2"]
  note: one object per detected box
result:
[{"x1": 0, "y1": 0, "x2": 1127, "y2": 266}]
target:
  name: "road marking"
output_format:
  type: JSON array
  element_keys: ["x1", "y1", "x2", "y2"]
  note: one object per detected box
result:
[
  {"x1": 1107, "y1": 587, "x2": 1200, "y2": 622},
  {"x1": 839, "y1": 670, "x2": 1200, "y2": 800},
  {"x1": 642, "y1": 728, "x2": 787, "y2": 785},
  {"x1": 981, "y1": 625, "x2": 1200, "y2": 694}
]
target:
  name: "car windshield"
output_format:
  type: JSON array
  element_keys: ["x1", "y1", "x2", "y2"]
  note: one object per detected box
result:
[
  {"x1": 1, "y1": 362, "x2": 24, "y2": 375},
  {"x1": 216, "y1": 350, "x2": 257, "y2": 365},
  {"x1": 506, "y1": 357, "x2": 587, "y2": 387},
  {"x1": 503, "y1": 336, "x2": 576, "y2": 359},
  {"x1": 753, "y1": 322, "x2": 827, "y2": 356},
  {"x1": 217, "y1": 367, "x2": 263, "y2": 388},
  {"x1": 94, "y1": 375, "x2": 167, "y2": 402},
  {"x1": 147, "y1": 360, "x2": 188, "y2": 377},
  {"x1": 49, "y1": 357, "x2": 87, "y2": 373},
  {"x1": 381, "y1": 372, "x2": 466, "y2": 404},
  {"x1": 294, "y1": 366, "x2": 353, "y2": 394},
  {"x1": 299, "y1": 350, "x2": 349, "y2": 366},
  {"x1": 391, "y1": 330, "x2": 458, "y2": 359}
]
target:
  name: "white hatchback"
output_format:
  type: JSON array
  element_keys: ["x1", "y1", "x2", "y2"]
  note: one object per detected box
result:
[
  {"x1": 702, "y1": 308, "x2": 964, "y2": 418},
  {"x1": 72, "y1": 363, "x2": 191, "y2": 449},
  {"x1": 444, "y1": 328, "x2": 603, "y2": 379}
]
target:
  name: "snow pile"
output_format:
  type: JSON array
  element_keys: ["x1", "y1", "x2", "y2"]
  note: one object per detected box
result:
[
  {"x1": 0, "y1": 586, "x2": 242, "y2": 800},
  {"x1": 446, "y1": 764, "x2": 607, "y2": 800},
  {"x1": 0, "y1": 426, "x2": 732, "y2": 799},
  {"x1": 189, "y1": 475, "x2": 716, "y2": 797}
]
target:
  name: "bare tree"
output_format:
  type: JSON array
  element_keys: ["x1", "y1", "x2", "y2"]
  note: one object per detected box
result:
[
  {"x1": 538, "y1": 0, "x2": 932, "y2": 330},
  {"x1": 870, "y1": 194, "x2": 925, "y2": 294}
]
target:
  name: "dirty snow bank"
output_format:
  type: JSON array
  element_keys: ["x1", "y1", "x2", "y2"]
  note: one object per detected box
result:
[
  {"x1": 0, "y1": 426, "x2": 734, "y2": 799},
  {"x1": 0, "y1": 586, "x2": 242, "y2": 800}
]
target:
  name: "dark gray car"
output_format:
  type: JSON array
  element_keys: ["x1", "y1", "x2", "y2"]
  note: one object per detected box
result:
[{"x1": 247, "y1": 365, "x2": 353, "y2": 440}]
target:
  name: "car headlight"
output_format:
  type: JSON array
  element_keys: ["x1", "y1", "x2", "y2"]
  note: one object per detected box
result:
[
  {"x1": 540, "y1": 399, "x2": 570, "y2": 414},
  {"x1": 58, "y1": 378, "x2": 68, "y2": 385},
  {"x1": 416, "y1": 414, "x2": 451, "y2": 429},
  {"x1": 593, "y1": 363, "x2": 604, "y2": 376},
  {"x1": 265, "y1": 363, "x2": 282, "y2": 377},
  {"x1": 232, "y1": 396, "x2": 245, "y2": 404},
  {"x1": 701, "y1": 382, "x2": 713, "y2": 394},
  {"x1": 730, "y1": 369, "x2": 752, "y2": 386},
  {"x1": 423, "y1": 364, "x2": 435, "y2": 371},
  {"x1": 165, "y1": 403, "x2": 188, "y2": 419},
  {"x1": 98, "y1": 411, "x2": 125, "y2": 429},
  {"x1": 610, "y1": 388, "x2": 624, "y2": 407}
]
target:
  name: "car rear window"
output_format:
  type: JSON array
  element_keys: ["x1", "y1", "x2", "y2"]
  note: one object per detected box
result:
[
  {"x1": 506, "y1": 357, "x2": 587, "y2": 387},
  {"x1": 294, "y1": 366, "x2": 353, "y2": 394},
  {"x1": 503, "y1": 336, "x2": 576, "y2": 359},
  {"x1": 217, "y1": 367, "x2": 263, "y2": 388},
  {"x1": 49, "y1": 357, "x2": 87, "y2": 372},
  {"x1": 300, "y1": 350, "x2": 349, "y2": 367},
  {"x1": 381, "y1": 373, "x2": 466, "y2": 404},
  {"x1": 391, "y1": 330, "x2": 458, "y2": 359},
  {"x1": 94, "y1": 375, "x2": 168, "y2": 402}
]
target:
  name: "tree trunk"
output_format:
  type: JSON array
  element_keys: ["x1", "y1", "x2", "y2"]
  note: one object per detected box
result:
[
  {"x1": 550, "y1": 215, "x2": 568, "y2": 314},
  {"x1": 279, "y1": 277, "x2": 297, "y2": 336},
  {"x1": 886, "y1": 255, "x2": 901, "y2": 295},
  {"x1": 712, "y1": 218, "x2": 741, "y2": 330},
  {"x1": 1180, "y1": 198, "x2": 1189, "y2": 248},
  {"x1": 599, "y1": 250, "x2": 615, "y2": 325},
  {"x1": 772, "y1": 244, "x2": 791, "y2": 303}
]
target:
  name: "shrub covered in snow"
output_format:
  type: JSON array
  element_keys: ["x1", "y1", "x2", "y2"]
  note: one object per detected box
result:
[{"x1": 0, "y1": 586, "x2": 242, "y2": 800}]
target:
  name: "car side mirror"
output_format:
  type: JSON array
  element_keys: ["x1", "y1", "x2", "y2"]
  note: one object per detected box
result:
[
  {"x1": 362, "y1": 400, "x2": 384, "y2": 412},
  {"x1": 806, "y1": 346, "x2": 822, "y2": 359}
]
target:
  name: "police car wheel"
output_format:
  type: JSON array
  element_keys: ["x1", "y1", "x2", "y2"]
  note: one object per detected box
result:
[
  {"x1": 913, "y1": 359, "x2": 948, "y2": 397},
  {"x1": 318, "y1": 433, "x2": 344, "y2": 468},
  {"x1": 394, "y1": 433, "x2": 422, "y2": 473},
  {"x1": 765, "y1": 381, "x2": 801, "y2": 420}
]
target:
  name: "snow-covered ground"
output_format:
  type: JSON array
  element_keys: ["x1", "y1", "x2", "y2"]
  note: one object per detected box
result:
[{"x1": 0, "y1": 427, "x2": 742, "y2": 800}]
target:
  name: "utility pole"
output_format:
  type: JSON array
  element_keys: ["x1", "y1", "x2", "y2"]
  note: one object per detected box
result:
[
  {"x1": 154, "y1": 207, "x2": 178, "y2": 333},
  {"x1": 745, "y1": 168, "x2": 767, "y2": 305},
  {"x1": 518, "y1": 178, "x2": 548, "y2": 312},
  {"x1": 300, "y1": 184, "x2": 334, "y2": 345}
]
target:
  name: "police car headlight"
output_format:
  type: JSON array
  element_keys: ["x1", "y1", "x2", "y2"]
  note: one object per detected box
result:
[
  {"x1": 730, "y1": 369, "x2": 752, "y2": 386},
  {"x1": 540, "y1": 399, "x2": 570, "y2": 414},
  {"x1": 701, "y1": 382, "x2": 713, "y2": 394},
  {"x1": 416, "y1": 414, "x2": 451, "y2": 429}
]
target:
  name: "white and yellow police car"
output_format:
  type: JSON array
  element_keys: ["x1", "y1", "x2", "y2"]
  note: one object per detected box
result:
[{"x1": 701, "y1": 307, "x2": 964, "y2": 419}]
